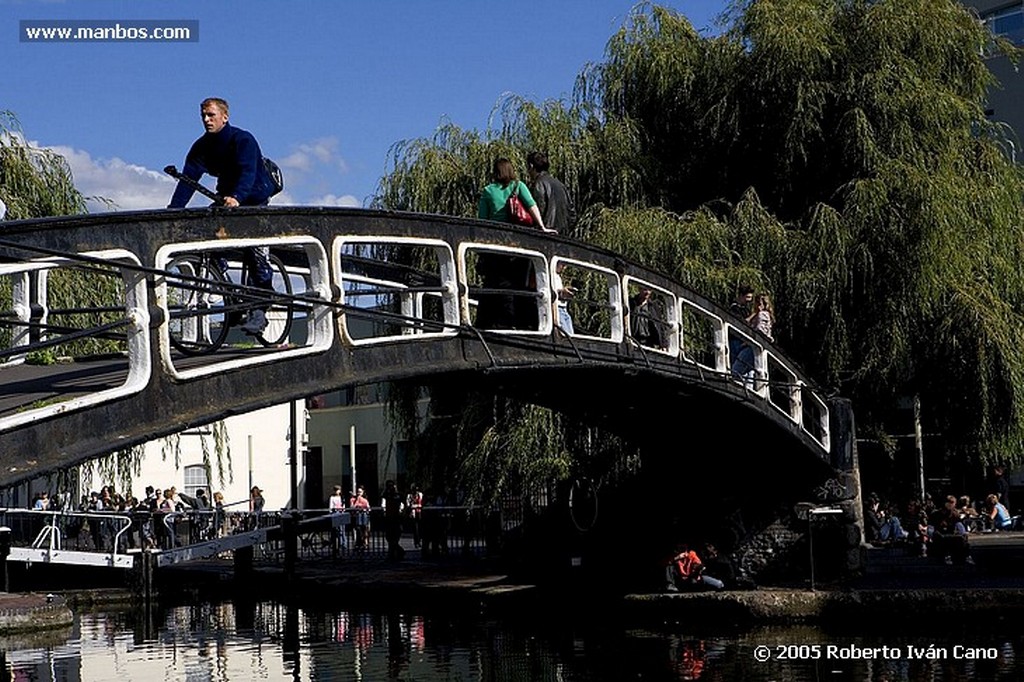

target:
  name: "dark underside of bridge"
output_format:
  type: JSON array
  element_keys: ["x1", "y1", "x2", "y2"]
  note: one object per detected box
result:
[{"x1": 403, "y1": 363, "x2": 842, "y2": 591}]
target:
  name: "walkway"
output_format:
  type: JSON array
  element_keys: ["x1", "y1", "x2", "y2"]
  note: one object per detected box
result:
[{"x1": 138, "y1": 530, "x2": 1024, "y2": 626}]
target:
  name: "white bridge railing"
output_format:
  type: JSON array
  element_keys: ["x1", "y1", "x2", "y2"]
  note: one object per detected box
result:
[{"x1": 0, "y1": 215, "x2": 830, "y2": 454}]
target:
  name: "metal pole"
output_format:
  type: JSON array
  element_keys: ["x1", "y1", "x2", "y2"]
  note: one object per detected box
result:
[
  {"x1": 289, "y1": 400, "x2": 299, "y2": 509},
  {"x1": 809, "y1": 515, "x2": 816, "y2": 592},
  {"x1": 349, "y1": 425, "x2": 357, "y2": 494},
  {"x1": 914, "y1": 394, "x2": 925, "y2": 503},
  {"x1": 247, "y1": 435, "x2": 254, "y2": 493}
]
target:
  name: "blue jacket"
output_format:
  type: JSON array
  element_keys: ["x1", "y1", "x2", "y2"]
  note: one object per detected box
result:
[{"x1": 169, "y1": 123, "x2": 276, "y2": 208}]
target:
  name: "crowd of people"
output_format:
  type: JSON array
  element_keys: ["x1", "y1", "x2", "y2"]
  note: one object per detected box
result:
[
  {"x1": 863, "y1": 466, "x2": 1019, "y2": 566},
  {"x1": 25, "y1": 483, "x2": 264, "y2": 552},
  {"x1": 326, "y1": 482, "x2": 497, "y2": 562},
  {"x1": 22, "y1": 476, "x2": 505, "y2": 564},
  {"x1": 163, "y1": 95, "x2": 781, "y2": 370}
]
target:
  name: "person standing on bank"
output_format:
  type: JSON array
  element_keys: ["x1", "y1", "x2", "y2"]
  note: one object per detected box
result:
[
  {"x1": 168, "y1": 97, "x2": 279, "y2": 335},
  {"x1": 526, "y1": 151, "x2": 575, "y2": 233}
]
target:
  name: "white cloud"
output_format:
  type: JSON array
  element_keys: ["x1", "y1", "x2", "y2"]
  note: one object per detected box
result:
[
  {"x1": 278, "y1": 137, "x2": 349, "y2": 174},
  {"x1": 308, "y1": 193, "x2": 362, "y2": 208},
  {"x1": 45, "y1": 144, "x2": 181, "y2": 211},
  {"x1": 16, "y1": 137, "x2": 362, "y2": 211}
]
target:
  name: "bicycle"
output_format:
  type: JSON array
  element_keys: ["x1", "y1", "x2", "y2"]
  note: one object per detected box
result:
[
  {"x1": 163, "y1": 165, "x2": 294, "y2": 355},
  {"x1": 164, "y1": 248, "x2": 295, "y2": 355}
]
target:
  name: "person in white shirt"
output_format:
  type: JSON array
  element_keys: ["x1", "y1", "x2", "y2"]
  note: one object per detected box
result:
[{"x1": 551, "y1": 261, "x2": 575, "y2": 335}]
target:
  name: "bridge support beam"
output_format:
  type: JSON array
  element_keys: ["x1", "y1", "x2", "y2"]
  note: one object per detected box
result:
[
  {"x1": 137, "y1": 549, "x2": 156, "y2": 603},
  {"x1": 827, "y1": 397, "x2": 866, "y2": 577}
]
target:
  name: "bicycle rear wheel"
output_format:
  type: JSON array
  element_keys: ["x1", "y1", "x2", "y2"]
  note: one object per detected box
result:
[
  {"x1": 254, "y1": 253, "x2": 294, "y2": 347},
  {"x1": 166, "y1": 254, "x2": 230, "y2": 355}
]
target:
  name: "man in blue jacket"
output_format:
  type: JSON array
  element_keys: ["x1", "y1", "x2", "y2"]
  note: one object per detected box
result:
[{"x1": 168, "y1": 97, "x2": 277, "y2": 334}]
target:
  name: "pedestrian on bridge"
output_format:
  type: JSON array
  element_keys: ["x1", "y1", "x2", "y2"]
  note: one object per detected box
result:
[
  {"x1": 729, "y1": 285, "x2": 754, "y2": 380},
  {"x1": 248, "y1": 486, "x2": 265, "y2": 531},
  {"x1": 526, "y1": 151, "x2": 575, "y2": 234},
  {"x1": 168, "y1": 97, "x2": 279, "y2": 335},
  {"x1": 476, "y1": 157, "x2": 548, "y2": 331},
  {"x1": 747, "y1": 292, "x2": 775, "y2": 342}
]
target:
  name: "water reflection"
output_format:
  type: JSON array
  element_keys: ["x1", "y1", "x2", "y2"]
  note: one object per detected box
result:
[{"x1": 0, "y1": 600, "x2": 1022, "y2": 681}]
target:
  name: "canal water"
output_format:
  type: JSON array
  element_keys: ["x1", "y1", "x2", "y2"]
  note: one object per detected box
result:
[{"x1": 2, "y1": 599, "x2": 1023, "y2": 681}]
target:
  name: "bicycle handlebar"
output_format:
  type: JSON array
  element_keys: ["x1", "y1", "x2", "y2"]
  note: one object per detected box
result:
[{"x1": 164, "y1": 165, "x2": 224, "y2": 204}]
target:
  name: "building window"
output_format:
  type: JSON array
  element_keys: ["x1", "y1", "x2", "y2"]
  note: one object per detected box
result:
[
  {"x1": 183, "y1": 465, "x2": 209, "y2": 499},
  {"x1": 985, "y1": 4, "x2": 1024, "y2": 45}
]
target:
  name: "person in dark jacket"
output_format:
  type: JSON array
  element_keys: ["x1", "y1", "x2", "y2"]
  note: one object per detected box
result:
[
  {"x1": 168, "y1": 97, "x2": 277, "y2": 335},
  {"x1": 526, "y1": 151, "x2": 575, "y2": 233},
  {"x1": 382, "y1": 480, "x2": 406, "y2": 561},
  {"x1": 168, "y1": 97, "x2": 276, "y2": 209}
]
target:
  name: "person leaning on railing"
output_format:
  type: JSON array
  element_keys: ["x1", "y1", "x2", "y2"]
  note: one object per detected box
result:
[{"x1": 349, "y1": 486, "x2": 371, "y2": 550}]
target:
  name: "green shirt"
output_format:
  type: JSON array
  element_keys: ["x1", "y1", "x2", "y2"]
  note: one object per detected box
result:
[{"x1": 478, "y1": 180, "x2": 536, "y2": 222}]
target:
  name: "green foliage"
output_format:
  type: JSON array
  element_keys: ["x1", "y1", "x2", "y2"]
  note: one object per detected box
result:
[
  {"x1": 0, "y1": 111, "x2": 87, "y2": 219},
  {"x1": 404, "y1": 386, "x2": 640, "y2": 506},
  {"x1": 377, "y1": 0, "x2": 1024, "y2": 478},
  {"x1": 0, "y1": 113, "x2": 124, "y2": 357}
]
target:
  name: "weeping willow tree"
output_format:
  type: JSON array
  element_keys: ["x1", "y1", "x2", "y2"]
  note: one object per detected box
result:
[
  {"x1": 398, "y1": 382, "x2": 640, "y2": 507},
  {"x1": 376, "y1": 0, "x2": 1024, "y2": 493},
  {"x1": 590, "y1": 0, "x2": 1024, "y2": 463},
  {"x1": 0, "y1": 111, "x2": 86, "y2": 218}
]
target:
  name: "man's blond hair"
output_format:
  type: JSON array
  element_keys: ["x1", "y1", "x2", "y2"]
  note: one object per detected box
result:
[{"x1": 200, "y1": 97, "x2": 229, "y2": 115}]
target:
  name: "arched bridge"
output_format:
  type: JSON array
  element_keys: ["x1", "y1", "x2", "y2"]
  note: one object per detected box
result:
[{"x1": 0, "y1": 208, "x2": 838, "y2": 487}]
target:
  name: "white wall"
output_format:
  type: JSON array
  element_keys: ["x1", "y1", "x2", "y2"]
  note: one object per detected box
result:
[
  {"x1": 307, "y1": 398, "x2": 430, "y2": 492},
  {"x1": 7, "y1": 401, "x2": 305, "y2": 512},
  {"x1": 130, "y1": 401, "x2": 299, "y2": 510}
]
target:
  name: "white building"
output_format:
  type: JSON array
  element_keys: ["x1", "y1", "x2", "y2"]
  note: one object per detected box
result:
[{"x1": 5, "y1": 400, "x2": 306, "y2": 512}]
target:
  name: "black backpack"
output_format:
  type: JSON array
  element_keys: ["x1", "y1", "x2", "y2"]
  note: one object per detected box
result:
[{"x1": 263, "y1": 157, "x2": 284, "y2": 196}]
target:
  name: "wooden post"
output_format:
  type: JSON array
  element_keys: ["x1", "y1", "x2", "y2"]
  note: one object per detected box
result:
[{"x1": 283, "y1": 512, "x2": 298, "y2": 580}]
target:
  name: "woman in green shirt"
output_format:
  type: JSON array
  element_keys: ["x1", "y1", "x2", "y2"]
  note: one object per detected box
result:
[
  {"x1": 474, "y1": 158, "x2": 548, "y2": 329},
  {"x1": 477, "y1": 157, "x2": 548, "y2": 229}
]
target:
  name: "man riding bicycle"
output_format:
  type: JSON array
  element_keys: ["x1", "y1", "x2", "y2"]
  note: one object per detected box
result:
[{"x1": 167, "y1": 97, "x2": 277, "y2": 335}]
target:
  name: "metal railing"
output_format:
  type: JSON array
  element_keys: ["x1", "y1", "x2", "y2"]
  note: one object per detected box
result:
[{"x1": 0, "y1": 211, "x2": 831, "y2": 459}]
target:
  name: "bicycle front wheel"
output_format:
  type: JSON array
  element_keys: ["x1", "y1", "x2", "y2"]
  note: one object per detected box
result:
[
  {"x1": 166, "y1": 254, "x2": 231, "y2": 355},
  {"x1": 255, "y1": 253, "x2": 295, "y2": 348}
]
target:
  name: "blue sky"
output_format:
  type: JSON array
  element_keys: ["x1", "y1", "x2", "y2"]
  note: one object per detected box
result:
[{"x1": 4, "y1": 0, "x2": 728, "y2": 211}]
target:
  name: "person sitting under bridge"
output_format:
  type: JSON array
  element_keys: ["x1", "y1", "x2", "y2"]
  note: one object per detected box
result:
[
  {"x1": 984, "y1": 493, "x2": 1014, "y2": 531},
  {"x1": 665, "y1": 543, "x2": 725, "y2": 592},
  {"x1": 863, "y1": 493, "x2": 908, "y2": 546},
  {"x1": 932, "y1": 506, "x2": 974, "y2": 566}
]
